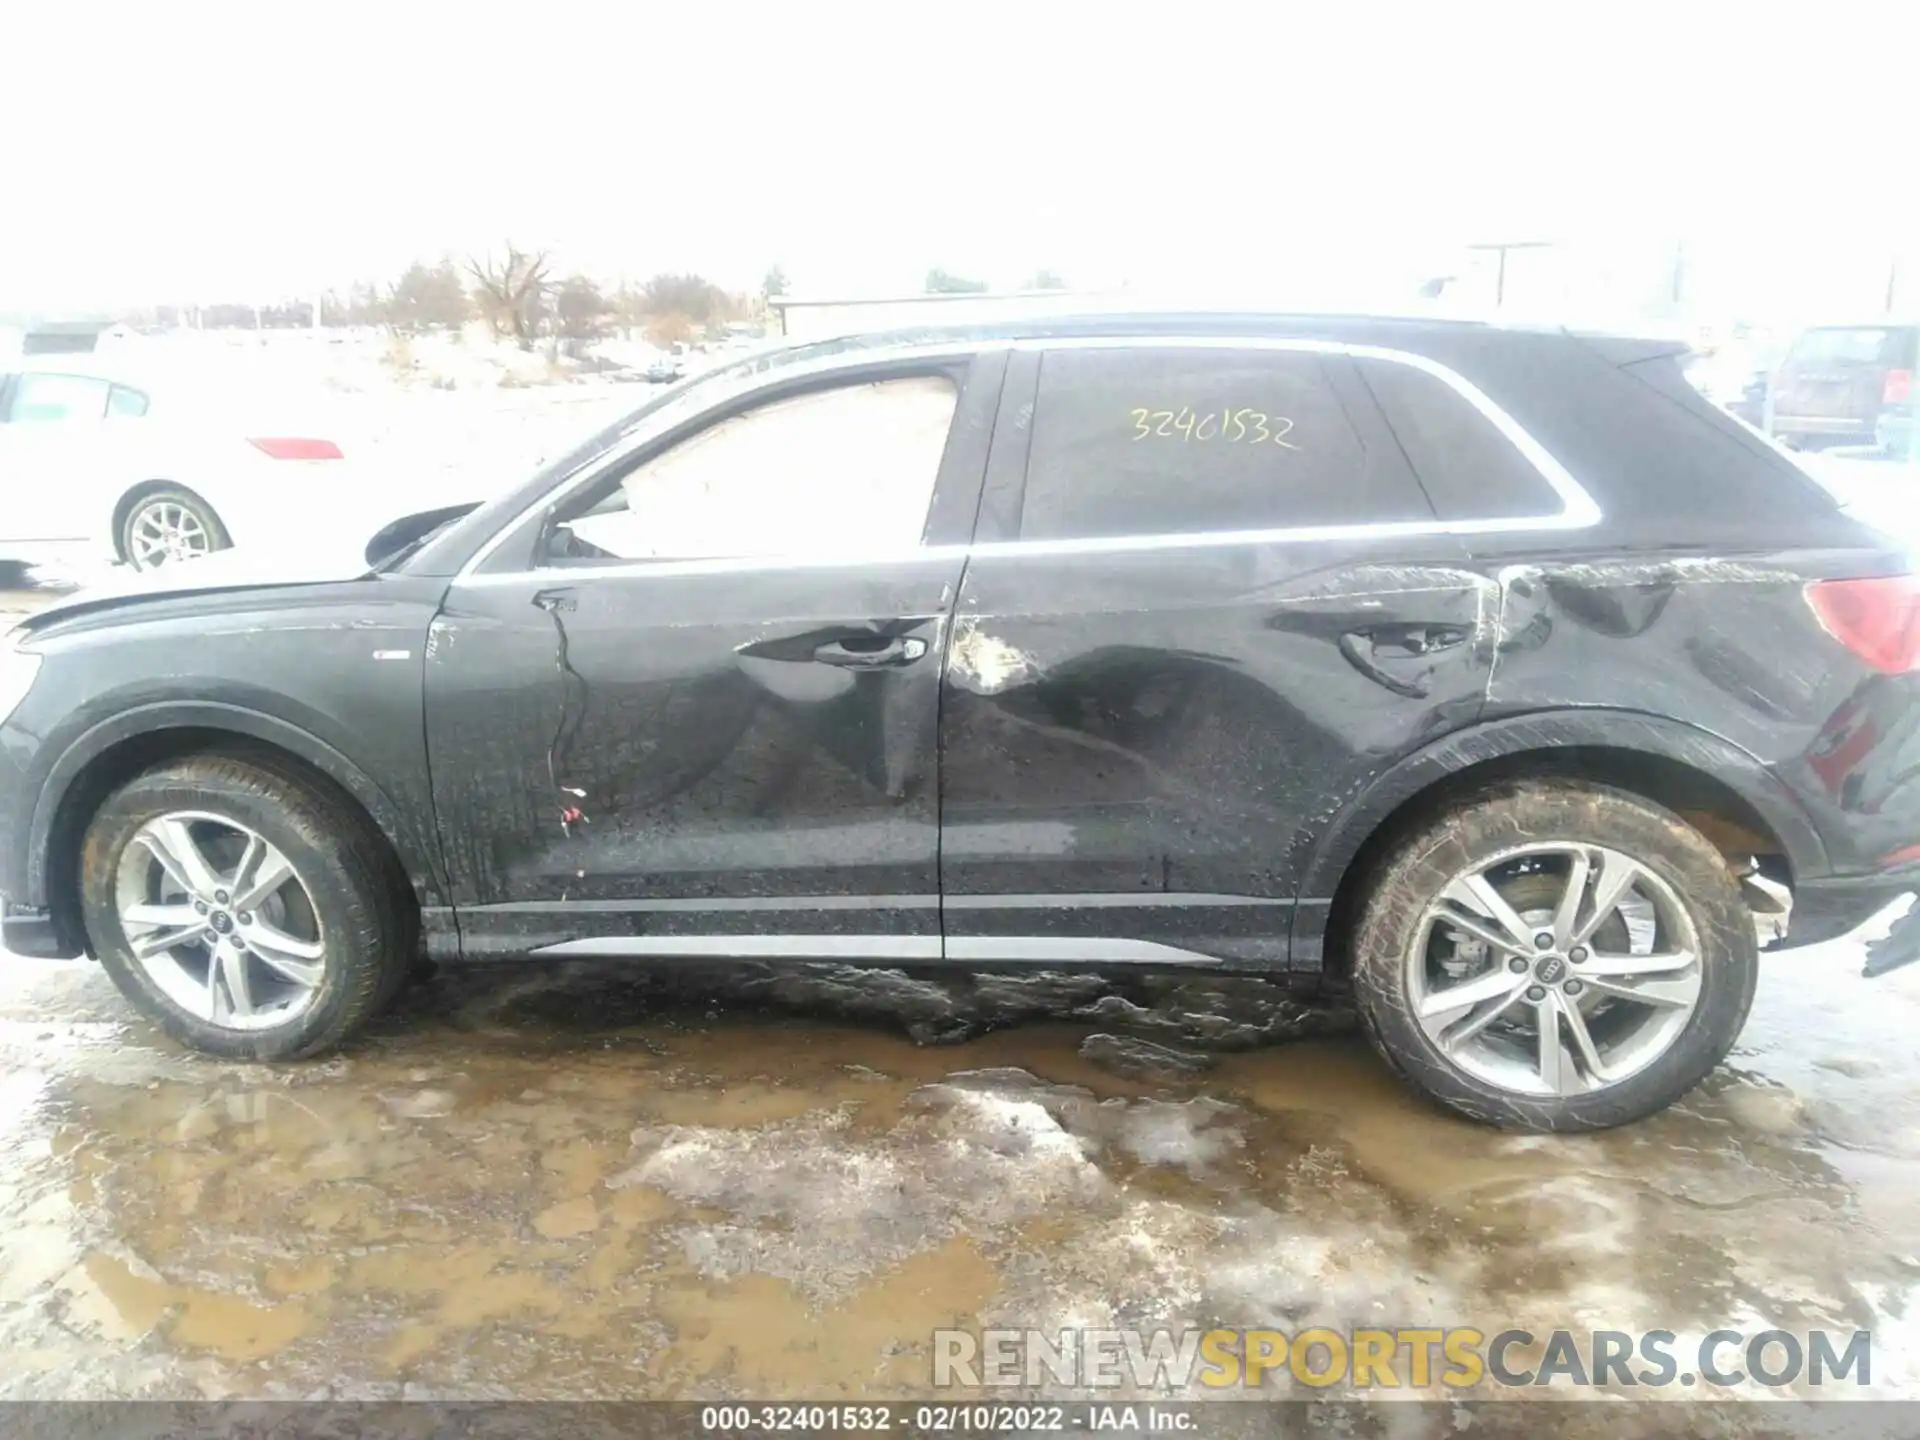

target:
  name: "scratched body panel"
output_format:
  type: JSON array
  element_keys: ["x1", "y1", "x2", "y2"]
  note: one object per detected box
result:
[
  {"x1": 4, "y1": 312, "x2": 1919, "y2": 996},
  {"x1": 423, "y1": 559, "x2": 961, "y2": 956},
  {"x1": 1473, "y1": 543, "x2": 1920, "y2": 879},
  {"x1": 939, "y1": 534, "x2": 1495, "y2": 965}
]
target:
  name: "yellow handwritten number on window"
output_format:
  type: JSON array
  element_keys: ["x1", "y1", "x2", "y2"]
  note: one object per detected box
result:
[{"x1": 1129, "y1": 408, "x2": 1298, "y2": 448}]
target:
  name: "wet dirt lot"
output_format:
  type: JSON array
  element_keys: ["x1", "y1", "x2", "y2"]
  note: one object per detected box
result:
[
  {"x1": 3, "y1": 577, "x2": 1920, "y2": 1425},
  {"x1": 3, "y1": 921, "x2": 1919, "y2": 1415}
]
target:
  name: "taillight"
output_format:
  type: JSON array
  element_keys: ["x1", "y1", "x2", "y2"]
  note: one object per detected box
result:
[
  {"x1": 1880, "y1": 840, "x2": 1920, "y2": 867},
  {"x1": 248, "y1": 437, "x2": 343, "y2": 460},
  {"x1": 1807, "y1": 576, "x2": 1920, "y2": 673},
  {"x1": 1884, "y1": 369, "x2": 1912, "y2": 405}
]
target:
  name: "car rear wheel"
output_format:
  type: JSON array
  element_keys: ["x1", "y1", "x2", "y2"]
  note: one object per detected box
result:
[
  {"x1": 79, "y1": 755, "x2": 413, "y2": 1060},
  {"x1": 1351, "y1": 779, "x2": 1758, "y2": 1131},
  {"x1": 120, "y1": 486, "x2": 232, "y2": 570}
]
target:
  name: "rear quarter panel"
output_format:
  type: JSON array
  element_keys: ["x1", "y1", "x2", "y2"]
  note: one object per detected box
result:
[
  {"x1": 1473, "y1": 544, "x2": 1919, "y2": 880},
  {"x1": 1400, "y1": 331, "x2": 1920, "y2": 883}
]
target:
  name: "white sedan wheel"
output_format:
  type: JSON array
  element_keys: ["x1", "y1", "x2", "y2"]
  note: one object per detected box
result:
[{"x1": 122, "y1": 489, "x2": 230, "y2": 571}]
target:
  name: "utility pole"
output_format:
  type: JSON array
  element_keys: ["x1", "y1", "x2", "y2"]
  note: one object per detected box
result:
[{"x1": 1466, "y1": 240, "x2": 1554, "y2": 308}]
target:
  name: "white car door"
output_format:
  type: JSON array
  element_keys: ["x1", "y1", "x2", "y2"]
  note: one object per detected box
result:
[{"x1": 0, "y1": 371, "x2": 123, "y2": 541}]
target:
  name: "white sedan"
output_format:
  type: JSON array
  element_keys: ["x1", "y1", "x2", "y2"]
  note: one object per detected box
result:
[{"x1": 0, "y1": 365, "x2": 349, "y2": 571}]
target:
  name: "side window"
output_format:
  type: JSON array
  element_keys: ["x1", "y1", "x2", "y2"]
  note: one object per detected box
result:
[
  {"x1": 107, "y1": 384, "x2": 150, "y2": 419},
  {"x1": 555, "y1": 375, "x2": 958, "y2": 564},
  {"x1": 1019, "y1": 347, "x2": 1431, "y2": 541},
  {"x1": 1356, "y1": 357, "x2": 1560, "y2": 521},
  {"x1": 7, "y1": 373, "x2": 111, "y2": 423}
]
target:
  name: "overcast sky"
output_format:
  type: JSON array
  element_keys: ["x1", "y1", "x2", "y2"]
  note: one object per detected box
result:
[{"x1": 3, "y1": 1, "x2": 1916, "y2": 319}]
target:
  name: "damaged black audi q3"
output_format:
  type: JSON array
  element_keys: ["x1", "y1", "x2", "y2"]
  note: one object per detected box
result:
[{"x1": 1, "y1": 313, "x2": 1915, "y2": 1131}]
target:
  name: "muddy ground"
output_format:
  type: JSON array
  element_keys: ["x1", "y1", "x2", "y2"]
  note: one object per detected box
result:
[
  {"x1": 2, "y1": 574, "x2": 1919, "y2": 1425},
  {"x1": 4, "y1": 904, "x2": 1918, "y2": 1415}
]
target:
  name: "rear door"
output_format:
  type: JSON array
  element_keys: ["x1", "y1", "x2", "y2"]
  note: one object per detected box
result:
[
  {"x1": 425, "y1": 353, "x2": 1003, "y2": 959},
  {"x1": 938, "y1": 340, "x2": 1500, "y2": 970}
]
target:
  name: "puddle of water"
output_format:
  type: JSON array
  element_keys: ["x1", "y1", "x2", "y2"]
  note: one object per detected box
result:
[{"x1": 0, "y1": 936, "x2": 1917, "y2": 1401}]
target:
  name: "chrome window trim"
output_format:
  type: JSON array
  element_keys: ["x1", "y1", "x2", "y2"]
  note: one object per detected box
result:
[
  {"x1": 455, "y1": 334, "x2": 1601, "y2": 586},
  {"x1": 525, "y1": 933, "x2": 1215, "y2": 964},
  {"x1": 531, "y1": 934, "x2": 944, "y2": 960}
]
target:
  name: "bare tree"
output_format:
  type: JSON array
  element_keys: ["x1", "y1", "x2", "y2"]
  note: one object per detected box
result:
[
  {"x1": 554, "y1": 274, "x2": 613, "y2": 342},
  {"x1": 645, "y1": 312, "x2": 696, "y2": 349},
  {"x1": 467, "y1": 243, "x2": 551, "y2": 350},
  {"x1": 639, "y1": 272, "x2": 728, "y2": 325},
  {"x1": 344, "y1": 280, "x2": 387, "y2": 327},
  {"x1": 388, "y1": 257, "x2": 471, "y2": 333}
]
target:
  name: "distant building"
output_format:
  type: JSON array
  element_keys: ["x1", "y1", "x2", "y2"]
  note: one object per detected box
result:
[{"x1": 1, "y1": 318, "x2": 119, "y2": 357}]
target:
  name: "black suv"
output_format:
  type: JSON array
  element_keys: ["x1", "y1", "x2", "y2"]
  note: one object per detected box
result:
[
  {"x1": 1768, "y1": 322, "x2": 1918, "y2": 451},
  {"x1": 2, "y1": 314, "x2": 1916, "y2": 1131}
]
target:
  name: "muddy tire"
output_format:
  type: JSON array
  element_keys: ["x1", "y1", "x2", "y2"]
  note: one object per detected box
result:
[
  {"x1": 1352, "y1": 779, "x2": 1757, "y2": 1132},
  {"x1": 79, "y1": 755, "x2": 412, "y2": 1060}
]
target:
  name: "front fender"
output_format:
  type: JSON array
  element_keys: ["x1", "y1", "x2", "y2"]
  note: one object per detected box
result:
[
  {"x1": 1288, "y1": 708, "x2": 1831, "y2": 967},
  {"x1": 26, "y1": 699, "x2": 448, "y2": 909}
]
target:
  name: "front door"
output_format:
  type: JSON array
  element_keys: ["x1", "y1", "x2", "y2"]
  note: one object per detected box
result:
[{"x1": 425, "y1": 355, "x2": 1002, "y2": 958}]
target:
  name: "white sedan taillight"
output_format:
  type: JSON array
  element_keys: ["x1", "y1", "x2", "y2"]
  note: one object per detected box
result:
[{"x1": 248, "y1": 437, "x2": 344, "y2": 460}]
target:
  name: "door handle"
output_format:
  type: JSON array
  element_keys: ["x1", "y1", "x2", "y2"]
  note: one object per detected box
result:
[
  {"x1": 1359, "y1": 623, "x2": 1469, "y2": 657},
  {"x1": 814, "y1": 636, "x2": 928, "y2": 669},
  {"x1": 1338, "y1": 624, "x2": 1469, "y2": 698}
]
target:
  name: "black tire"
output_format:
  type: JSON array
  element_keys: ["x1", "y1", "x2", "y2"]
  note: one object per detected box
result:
[
  {"x1": 1351, "y1": 779, "x2": 1758, "y2": 1132},
  {"x1": 79, "y1": 755, "x2": 413, "y2": 1060},
  {"x1": 117, "y1": 485, "x2": 232, "y2": 570}
]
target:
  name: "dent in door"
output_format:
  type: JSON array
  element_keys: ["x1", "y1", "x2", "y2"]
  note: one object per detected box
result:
[{"x1": 938, "y1": 546, "x2": 1499, "y2": 964}]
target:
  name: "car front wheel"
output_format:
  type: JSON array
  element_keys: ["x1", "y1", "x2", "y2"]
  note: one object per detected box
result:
[
  {"x1": 120, "y1": 485, "x2": 232, "y2": 570},
  {"x1": 1351, "y1": 779, "x2": 1758, "y2": 1131},
  {"x1": 79, "y1": 755, "x2": 414, "y2": 1059}
]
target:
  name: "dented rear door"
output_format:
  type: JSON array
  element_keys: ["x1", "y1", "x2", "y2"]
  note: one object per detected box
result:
[{"x1": 937, "y1": 342, "x2": 1496, "y2": 969}]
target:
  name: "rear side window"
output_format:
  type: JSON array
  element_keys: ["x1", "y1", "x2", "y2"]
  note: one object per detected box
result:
[
  {"x1": 1357, "y1": 357, "x2": 1560, "y2": 521},
  {"x1": 107, "y1": 384, "x2": 149, "y2": 418},
  {"x1": 1020, "y1": 347, "x2": 1432, "y2": 540}
]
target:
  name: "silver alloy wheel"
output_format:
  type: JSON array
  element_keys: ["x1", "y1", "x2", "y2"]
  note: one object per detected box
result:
[
  {"x1": 113, "y1": 811, "x2": 327, "y2": 1031},
  {"x1": 1407, "y1": 841, "x2": 1704, "y2": 1097},
  {"x1": 127, "y1": 500, "x2": 212, "y2": 569}
]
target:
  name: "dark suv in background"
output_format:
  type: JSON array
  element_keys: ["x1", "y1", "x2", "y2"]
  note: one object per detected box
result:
[
  {"x1": 1768, "y1": 321, "x2": 1918, "y2": 451},
  {"x1": 0, "y1": 313, "x2": 1915, "y2": 1131}
]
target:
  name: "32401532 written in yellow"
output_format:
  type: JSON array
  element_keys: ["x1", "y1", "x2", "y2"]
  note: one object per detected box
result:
[{"x1": 931, "y1": 1327, "x2": 1872, "y2": 1391}]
